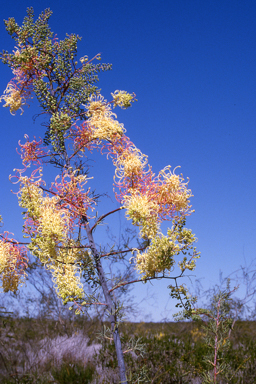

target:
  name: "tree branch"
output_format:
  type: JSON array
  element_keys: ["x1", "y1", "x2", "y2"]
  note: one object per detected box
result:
[
  {"x1": 100, "y1": 246, "x2": 146, "y2": 259},
  {"x1": 109, "y1": 273, "x2": 184, "y2": 294},
  {"x1": 91, "y1": 207, "x2": 124, "y2": 232}
]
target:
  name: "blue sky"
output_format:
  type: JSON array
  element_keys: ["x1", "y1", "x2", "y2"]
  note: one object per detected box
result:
[{"x1": 1, "y1": 0, "x2": 256, "y2": 321}]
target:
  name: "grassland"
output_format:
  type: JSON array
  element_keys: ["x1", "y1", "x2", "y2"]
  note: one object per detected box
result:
[{"x1": 0, "y1": 314, "x2": 256, "y2": 384}]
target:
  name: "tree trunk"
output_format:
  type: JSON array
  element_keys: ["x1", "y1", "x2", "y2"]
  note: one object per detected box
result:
[{"x1": 84, "y1": 218, "x2": 128, "y2": 384}]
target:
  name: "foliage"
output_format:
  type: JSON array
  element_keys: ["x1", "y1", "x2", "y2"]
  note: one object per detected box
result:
[
  {"x1": 171, "y1": 277, "x2": 256, "y2": 384},
  {"x1": 51, "y1": 361, "x2": 95, "y2": 384}
]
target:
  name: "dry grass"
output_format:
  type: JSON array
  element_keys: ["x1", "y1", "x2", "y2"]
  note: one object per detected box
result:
[{"x1": 0, "y1": 317, "x2": 256, "y2": 383}]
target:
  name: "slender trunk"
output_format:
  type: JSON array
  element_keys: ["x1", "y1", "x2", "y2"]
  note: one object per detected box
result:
[
  {"x1": 63, "y1": 147, "x2": 127, "y2": 382},
  {"x1": 84, "y1": 217, "x2": 128, "y2": 384}
]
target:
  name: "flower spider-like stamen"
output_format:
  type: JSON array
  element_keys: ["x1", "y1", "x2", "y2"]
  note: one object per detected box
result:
[
  {"x1": 123, "y1": 192, "x2": 159, "y2": 239},
  {"x1": 86, "y1": 95, "x2": 125, "y2": 141},
  {"x1": 0, "y1": 82, "x2": 26, "y2": 115}
]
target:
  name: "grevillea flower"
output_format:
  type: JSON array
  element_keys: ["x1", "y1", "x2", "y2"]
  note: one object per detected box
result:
[
  {"x1": 50, "y1": 168, "x2": 95, "y2": 218},
  {"x1": 19, "y1": 178, "x2": 71, "y2": 261},
  {"x1": 19, "y1": 183, "x2": 43, "y2": 232},
  {"x1": 135, "y1": 234, "x2": 178, "y2": 278},
  {"x1": 111, "y1": 90, "x2": 135, "y2": 109},
  {"x1": 71, "y1": 121, "x2": 95, "y2": 154},
  {"x1": 18, "y1": 135, "x2": 49, "y2": 165},
  {"x1": 123, "y1": 192, "x2": 159, "y2": 239},
  {"x1": 0, "y1": 237, "x2": 27, "y2": 292},
  {"x1": 0, "y1": 65, "x2": 34, "y2": 115},
  {"x1": 0, "y1": 82, "x2": 26, "y2": 115},
  {"x1": 135, "y1": 222, "x2": 198, "y2": 278},
  {"x1": 0, "y1": 44, "x2": 40, "y2": 115},
  {"x1": 155, "y1": 166, "x2": 192, "y2": 219},
  {"x1": 86, "y1": 95, "x2": 125, "y2": 141},
  {"x1": 17, "y1": 170, "x2": 85, "y2": 301},
  {"x1": 50, "y1": 262, "x2": 84, "y2": 303},
  {"x1": 114, "y1": 144, "x2": 148, "y2": 182},
  {"x1": 36, "y1": 196, "x2": 70, "y2": 257}
]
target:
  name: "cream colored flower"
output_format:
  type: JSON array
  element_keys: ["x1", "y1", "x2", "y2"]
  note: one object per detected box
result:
[
  {"x1": 35, "y1": 196, "x2": 70, "y2": 260},
  {"x1": 135, "y1": 235, "x2": 178, "y2": 278},
  {"x1": 123, "y1": 193, "x2": 159, "y2": 238},
  {"x1": 18, "y1": 178, "x2": 85, "y2": 301},
  {"x1": 50, "y1": 262, "x2": 84, "y2": 302},
  {"x1": 114, "y1": 145, "x2": 148, "y2": 181},
  {"x1": 86, "y1": 95, "x2": 125, "y2": 141},
  {"x1": 0, "y1": 83, "x2": 25, "y2": 115},
  {"x1": 0, "y1": 241, "x2": 11, "y2": 274},
  {"x1": 111, "y1": 90, "x2": 134, "y2": 109},
  {"x1": 157, "y1": 166, "x2": 192, "y2": 213},
  {"x1": 0, "y1": 240, "x2": 26, "y2": 292}
]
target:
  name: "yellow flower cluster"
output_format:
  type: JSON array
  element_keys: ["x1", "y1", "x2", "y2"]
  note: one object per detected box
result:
[
  {"x1": 19, "y1": 178, "x2": 43, "y2": 222},
  {"x1": 111, "y1": 90, "x2": 135, "y2": 109},
  {"x1": 19, "y1": 179, "x2": 85, "y2": 302},
  {"x1": 0, "y1": 240, "x2": 26, "y2": 292},
  {"x1": 87, "y1": 95, "x2": 125, "y2": 141},
  {"x1": 157, "y1": 166, "x2": 192, "y2": 213},
  {"x1": 0, "y1": 83, "x2": 25, "y2": 115},
  {"x1": 51, "y1": 261, "x2": 84, "y2": 303},
  {"x1": 123, "y1": 193, "x2": 159, "y2": 239},
  {"x1": 114, "y1": 145, "x2": 148, "y2": 182},
  {"x1": 35, "y1": 196, "x2": 70, "y2": 260},
  {"x1": 135, "y1": 235, "x2": 178, "y2": 278},
  {"x1": 134, "y1": 221, "x2": 198, "y2": 278},
  {"x1": 82, "y1": 92, "x2": 194, "y2": 278}
]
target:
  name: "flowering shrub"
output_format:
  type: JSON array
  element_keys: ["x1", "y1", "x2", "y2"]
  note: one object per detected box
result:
[{"x1": 0, "y1": 8, "x2": 199, "y2": 383}]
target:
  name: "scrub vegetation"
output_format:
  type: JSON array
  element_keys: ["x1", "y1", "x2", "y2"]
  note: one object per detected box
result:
[{"x1": 0, "y1": 303, "x2": 256, "y2": 383}]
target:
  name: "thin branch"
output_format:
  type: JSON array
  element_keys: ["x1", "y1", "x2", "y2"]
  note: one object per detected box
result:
[
  {"x1": 174, "y1": 275, "x2": 188, "y2": 310},
  {"x1": 90, "y1": 207, "x2": 124, "y2": 232},
  {"x1": 55, "y1": 244, "x2": 90, "y2": 249},
  {"x1": 100, "y1": 246, "x2": 146, "y2": 258},
  {"x1": 109, "y1": 273, "x2": 184, "y2": 294},
  {"x1": 84, "y1": 302, "x2": 108, "y2": 306},
  {"x1": 0, "y1": 235, "x2": 29, "y2": 245}
]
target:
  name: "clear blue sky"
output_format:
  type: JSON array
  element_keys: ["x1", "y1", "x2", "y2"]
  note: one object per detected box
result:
[{"x1": 1, "y1": 0, "x2": 256, "y2": 321}]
